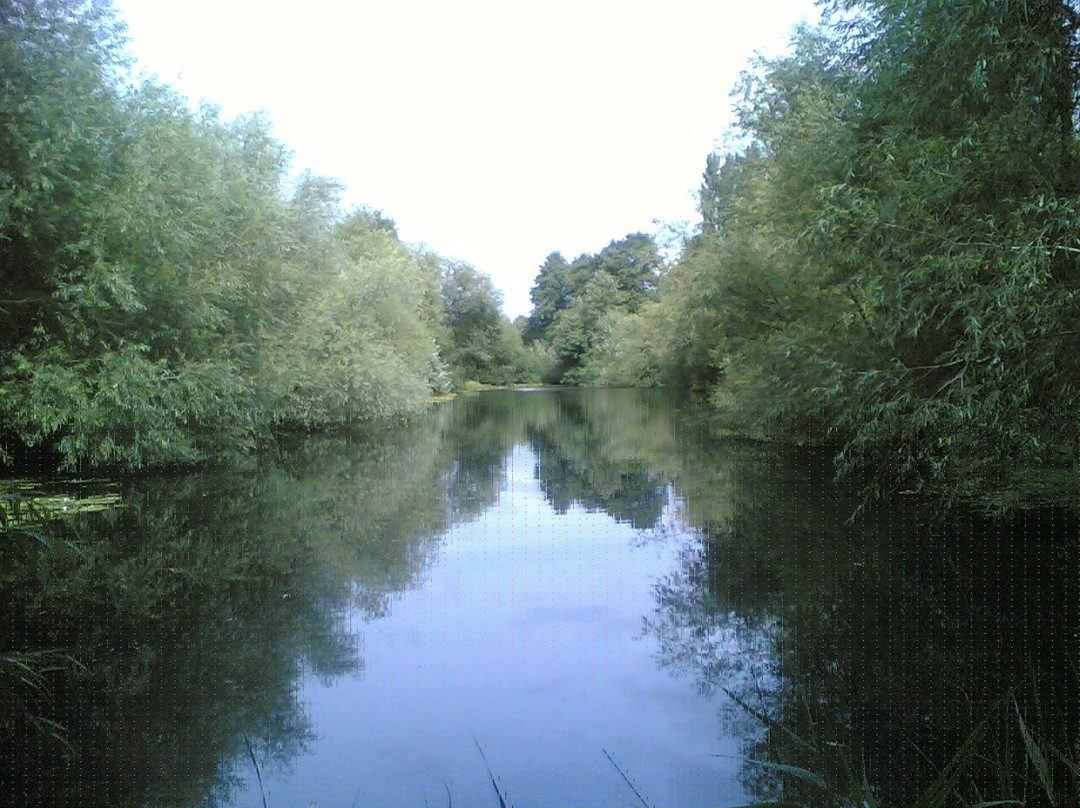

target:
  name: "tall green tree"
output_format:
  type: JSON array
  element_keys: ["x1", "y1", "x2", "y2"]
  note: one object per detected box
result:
[
  {"x1": 524, "y1": 234, "x2": 663, "y2": 383},
  {"x1": 0, "y1": 0, "x2": 478, "y2": 470},
  {"x1": 592, "y1": 232, "x2": 661, "y2": 311},
  {"x1": 814, "y1": 0, "x2": 1080, "y2": 498},
  {"x1": 440, "y1": 261, "x2": 507, "y2": 384},
  {"x1": 523, "y1": 252, "x2": 574, "y2": 344}
]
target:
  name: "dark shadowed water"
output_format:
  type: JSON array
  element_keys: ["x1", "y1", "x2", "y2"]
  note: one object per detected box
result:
[{"x1": 3, "y1": 388, "x2": 1077, "y2": 807}]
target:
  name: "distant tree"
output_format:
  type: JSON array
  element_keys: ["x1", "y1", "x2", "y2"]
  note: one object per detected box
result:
[
  {"x1": 440, "y1": 262, "x2": 510, "y2": 384},
  {"x1": 547, "y1": 271, "x2": 622, "y2": 384},
  {"x1": 336, "y1": 206, "x2": 399, "y2": 240},
  {"x1": 523, "y1": 234, "x2": 663, "y2": 383},
  {"x1": 592, "y1": 232, "x2": 662, "y2": 312},
  {"x1": 523, "y1": 252, "x2": 574, "y2": 344}
]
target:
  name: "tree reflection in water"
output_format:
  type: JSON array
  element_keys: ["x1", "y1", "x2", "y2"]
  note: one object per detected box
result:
[
  {"x1": 0, "y1": 402, "x2": 513, "y2": 807},
  {"x1": 1, "y1": 470, "x2": 344, "y2": 807},
  {"x1": 645, "y1": 444, "x2": 1080, "y2": 806},
  {"x1": 525, "y1": 390, "x2": 669, "y2": 529},
  {"x1": 7, "y1": 390, "x2": 1077, "y2": 806}
]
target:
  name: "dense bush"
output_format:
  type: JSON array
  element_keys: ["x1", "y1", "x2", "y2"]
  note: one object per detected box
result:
[
  {"x1": 0, "y1": 1, "x2": 531, "y2": 471},
  {"x1": 534, "y1": 1, "x2": 1080, "y2": 505}
]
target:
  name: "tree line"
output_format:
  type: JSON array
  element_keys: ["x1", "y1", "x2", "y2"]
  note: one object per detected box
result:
[
  {"x1": 0, "y1": 0, "x2": 542, "y2": 471},
  {"x1": 8, "y1": 0, "x2": 1080, "y2": 505},
  {"x1": 523, "y1": 0, "x2": 1080, "y2": 506}
]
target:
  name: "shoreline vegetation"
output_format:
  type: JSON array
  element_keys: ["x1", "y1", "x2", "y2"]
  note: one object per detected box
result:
[
  {"x1": 5, "y1": 0, "x2": 1080, "y2": 798},
  {"x1": 2, "y1": 390, "x2": 1077, "y2": 807},
  {"x1": 0, "y1": 1, "x2": 551, "y2": 477},
  {"x1": 5, "y1": 2, "x2": 1080, "y2": 514}
]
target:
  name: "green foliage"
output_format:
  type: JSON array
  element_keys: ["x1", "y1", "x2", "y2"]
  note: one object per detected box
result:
[
  {"x1": 548, "y1": 271, "x2": 621, "y2": 385},
  {"x1": 591, "y1": 232, "x2": 662, "y2": 311},
  {"x1": 0, "y1": 0, "x2": 513, "y2": 471},
  {"x1": 266, "y1": 212, "x2": 444, "y2": 425},
  {"x1": 440, "y1": 261, "x2": 510, "y2": 385},
  {"x1": 599, "y1": 3, "x2": 1080, "y2": 506},
  {"x1": 525, "y1": 234, "x2": 663, "y2": 384},
  {"x1": 523, "y1": 251, "x2": 573, "y2": 345},
  {"x1": 433, "y1": 259, "x2": 549, "y2": 388},
  {"x1": 813, "y1": 0, "x2": 1080, "y2": 500}
]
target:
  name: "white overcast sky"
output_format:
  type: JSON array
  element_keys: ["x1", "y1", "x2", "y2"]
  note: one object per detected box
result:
[{"x1": 112, "y1": 0, "x2": 820, "y2": 318}]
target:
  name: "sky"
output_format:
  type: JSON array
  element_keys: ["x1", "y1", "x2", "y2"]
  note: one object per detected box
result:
[{"x1": 112, "y1": 0, "x2": 821, "y2": 318}]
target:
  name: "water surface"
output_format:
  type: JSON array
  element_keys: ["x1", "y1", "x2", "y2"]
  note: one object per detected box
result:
[
  {"x1": 4, "y1": 388, "x2": 1077, "y2": 807},
  {"x1": 225, "y1": 389, "x2": 747, "y2": 807}
]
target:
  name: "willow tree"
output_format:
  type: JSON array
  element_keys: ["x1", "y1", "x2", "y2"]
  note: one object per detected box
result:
[
  {"x1": 264, "y1": 210, "x2": 448, "y2": 426},
  {"x1": 0, "y1": 1, "x2": 457, "y2": 470},
  {"x1": 644, "y1": 1, "x2": 1080, "y2": 504},
  {"x1": 817, "y1": 0, "x2": 1080, "y2": 500}
]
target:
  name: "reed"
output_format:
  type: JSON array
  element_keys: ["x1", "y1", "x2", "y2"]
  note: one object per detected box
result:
[
  {"x1": 722, "y1": 684, "x2": 1080, "y2": 808},
  {"x1": 474, "y1": 737, "x2": 513, "y2": 808}
]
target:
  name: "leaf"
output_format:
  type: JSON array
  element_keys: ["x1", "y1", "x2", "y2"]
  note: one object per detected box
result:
[
  {"x1": 1013, "y1": 697, "x2": 1056, "y2": 805},
  {"x1": 738, "y1": 758, "x2": 826, "y2": 790},
  {"x1": 911, "y1": 716, "x2": 988, "y2": 808},
  {"x1": 1049, "y1": 745, "x2": 1080, "y2": 778}
]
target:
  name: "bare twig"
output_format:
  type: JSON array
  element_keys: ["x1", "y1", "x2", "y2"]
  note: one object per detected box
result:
[
  {"x1": 602, "y1": 748, "x2": 655, "y2": 808},
  {"x1": 242, "y1": 733, "x2": 269, "y2": 808},
  {"x1": 473, "y1": 737, "x2": 511, "y2": 808}
]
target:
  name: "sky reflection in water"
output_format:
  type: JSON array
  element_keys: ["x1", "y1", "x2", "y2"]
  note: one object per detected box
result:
[
  {"x1": 13, "y1": 389, "x2": 1069, "y2": 807},
  {"x1": 230, "y1": 441, "x2": 744, "y2": 808}
]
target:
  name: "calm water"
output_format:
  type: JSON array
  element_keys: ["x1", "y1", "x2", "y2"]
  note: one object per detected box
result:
[{"x1": 4, "y1": 388, "x2": 1078, "y2": 807}]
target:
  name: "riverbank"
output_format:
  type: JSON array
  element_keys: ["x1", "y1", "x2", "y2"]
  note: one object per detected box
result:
[{"x1": 2, "y1": 388, "x2": 1078, "y2": 807}]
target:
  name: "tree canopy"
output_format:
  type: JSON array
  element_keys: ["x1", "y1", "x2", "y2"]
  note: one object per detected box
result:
[
  {"x1": 0, "y1": 0, "x2": 534, "y2": 471},
  {"x1": 523, "y1": 0, "x2": 1080, "y2": 507},
  {"x1": 11, "y1": 0, "x2": 1080, "y2": 504},
  {"x1": 523, "y1": 233, "x2": 662, "y2": 383}
]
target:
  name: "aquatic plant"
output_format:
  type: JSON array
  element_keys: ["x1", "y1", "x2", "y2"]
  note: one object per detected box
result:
[{"x1": 720, "y1": 684, "x2": 1080, "y2": 808}]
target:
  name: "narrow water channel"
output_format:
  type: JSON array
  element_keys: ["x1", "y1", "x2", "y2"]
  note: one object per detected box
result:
[
  {"x1": 230, "y1": 441, "x2": 741, "y2": 808},
  {"x1": 3, "y1": 388, "x2": 1077, "y2": 807}
]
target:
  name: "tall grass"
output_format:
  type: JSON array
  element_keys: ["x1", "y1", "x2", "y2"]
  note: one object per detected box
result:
[
  {"x1": 724, "y1": 683, "x2": 1080, "y2": 808},
  {"x1": 1, "y1": 489, "x2": 88, "y2": 753}
]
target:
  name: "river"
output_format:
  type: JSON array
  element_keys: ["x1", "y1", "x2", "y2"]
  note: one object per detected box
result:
[{"x1": 3, "y1": 388, "x2": 1077, "y2": 807}]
